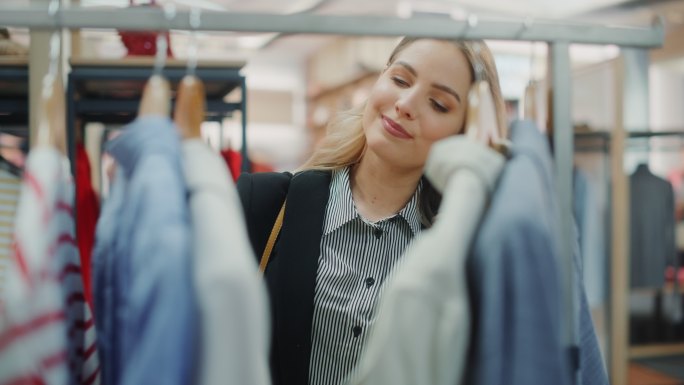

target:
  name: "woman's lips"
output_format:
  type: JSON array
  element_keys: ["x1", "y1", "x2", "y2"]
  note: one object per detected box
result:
[{"x1": 382, "y1": 116, "x2": 413, "y2": 139}]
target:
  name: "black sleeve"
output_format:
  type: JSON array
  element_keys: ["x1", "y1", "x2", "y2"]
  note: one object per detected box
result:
[{"x1": 236, "y1": 171, "x2": 292, "y2": 262}]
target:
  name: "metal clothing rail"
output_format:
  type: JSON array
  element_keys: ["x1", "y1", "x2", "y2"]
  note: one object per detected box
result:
[
  {"x1": 575, "y1": 131, "x2": 684, "y2": 152},
  {"x1": 0, "y1": 6, "x2": 665, "y2": 48},
  {"x1": 0, "y1": 6, "x2": 665, "y2": 384}
]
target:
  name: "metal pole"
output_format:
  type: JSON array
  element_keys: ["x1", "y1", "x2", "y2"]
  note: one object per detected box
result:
[
  {"x1": 240, "y1": 76, "x2": 250, "y2": 173},
  {"x1": 551, "y1": 41, "x2": 578, "y2": 383},
  {"x1": 609, "y1": 48, "x2": 650, "y2": 385},
  {"x1": 0, "y1": 6, "x2": 664, "y2": 48}
]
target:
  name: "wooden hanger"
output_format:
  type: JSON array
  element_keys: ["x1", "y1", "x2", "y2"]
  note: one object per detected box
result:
[
  {"x1": 36, "y1": 33, "x2": 66, "y2": 155},
  {"x1": 139, "y1": 31, "x2": 171, "y2": 117},
  {"x1": 465, "y1": 80, "x2": 511, "y2": 156},
  {"x1": 173, "y1": 75, "x2": 205, "y2": 139},
  {"x1": 139, "y1": 74, "x2": 171, "y2": 117},
  {"x1": 524, "y1": 80, "x2": 538, "y2": 121},
  {"x1": 465, "y1": 80, "x2": 500, "y2": 146},
  {"x1": 173, "y1": 7, "x2": 204, "y2": 139}
]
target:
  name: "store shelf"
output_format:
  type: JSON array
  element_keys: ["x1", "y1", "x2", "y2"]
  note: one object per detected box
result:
[
  {"x1": 67, "y1": 56, "x2": 250, "y2": 172},
  {"x1": 0, "y1": 57, "x2": 29, "y2": 129},
  {"x1": 630, "y1": 344, "x2": 684, "y2": 359}
]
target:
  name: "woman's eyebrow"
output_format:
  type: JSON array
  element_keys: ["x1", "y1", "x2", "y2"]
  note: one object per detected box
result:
[
  {"x1": 432, "y1": 83, "x2": 462, "y2": 104},
  {"x1": 395, "y1": 61, "x2": 417, "y2": 77}
]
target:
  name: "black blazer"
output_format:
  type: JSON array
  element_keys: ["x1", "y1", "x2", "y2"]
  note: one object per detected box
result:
[{"x1": 237, "y1": 170, "x2": 333, "y2": 385}]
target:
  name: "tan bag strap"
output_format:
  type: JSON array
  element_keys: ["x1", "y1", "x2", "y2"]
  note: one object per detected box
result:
[{"x1": 259, "y1": 201, "x2": 286, "y2": 274}]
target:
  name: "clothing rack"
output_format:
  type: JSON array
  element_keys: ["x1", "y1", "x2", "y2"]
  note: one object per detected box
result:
[
  {"x1": 0, "y1": 6, "x2": 665, "y2": 385},
  {"x1": 66, "y1": 58, "x2": 247, "y2": 175},
  {"x1": 0, "y1": 58, "x2": 29, "y2": 134}
]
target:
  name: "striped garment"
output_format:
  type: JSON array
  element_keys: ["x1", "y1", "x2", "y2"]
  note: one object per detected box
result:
[
  {"x1": 308, "y1": 167, "x2": 422, "y2": 385},
  {"x1": 0, "y1": 147, "x2": 100, "y2": 385},
  {"x1": 0, "y1": 168, "x2": 21, "y2": 305}
]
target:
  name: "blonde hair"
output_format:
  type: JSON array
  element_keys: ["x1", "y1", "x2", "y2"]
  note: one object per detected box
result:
[{"x1": 300, "y1": 37, "x2": 507, "y2": 225}]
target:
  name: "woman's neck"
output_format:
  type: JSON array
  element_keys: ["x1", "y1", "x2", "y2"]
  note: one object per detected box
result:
[{"x1": 351, "y1": 152, "x2": 422, "y2": 222}]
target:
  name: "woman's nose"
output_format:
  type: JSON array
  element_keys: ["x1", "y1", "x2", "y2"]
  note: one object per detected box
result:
[{"x1": 395, "y1": 93, "x2": 417, "y2": 120}]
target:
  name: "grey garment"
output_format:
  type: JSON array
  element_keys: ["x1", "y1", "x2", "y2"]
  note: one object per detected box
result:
[
  {"x1": 629, "y1": 164, "x2": 676, "y2": 288},
  {"x1": 93, "y1": 116, "x2": 196, "y2": 385},
  {"x1": 464, "y1": 120, "x2": 571, "y2": 385},
  {"x1": 309, "y1": 167, "x2": 422, "y2": 385}
]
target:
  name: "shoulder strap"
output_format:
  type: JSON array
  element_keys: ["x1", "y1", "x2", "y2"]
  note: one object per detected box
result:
[{"x1": 259, "y1": 200, "x2": 286, "y2": 274}]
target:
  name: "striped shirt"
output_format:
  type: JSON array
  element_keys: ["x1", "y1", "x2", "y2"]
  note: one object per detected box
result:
[
  {"x1": 308, "y1": 167, "x2": 422, "y2": 385},
  {"x1": 0, "y1": 168, "x2": 20, "y2": 305},
  {"x1": 0, "y1": 148, "x2": 100, "y2": 385}
]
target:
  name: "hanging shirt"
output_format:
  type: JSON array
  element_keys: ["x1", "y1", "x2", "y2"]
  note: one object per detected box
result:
[
  {"x1": 75, "y1": 143, "x2": 99, "y2": 308},
  {"x1": 0, "y1": 147, "x2": 100, "y2": 385},
  {"x1": 463, "y1": 120, "x2": 571, "y2": 385},
  {"x1": 572, "y1": 169, "x2": 610, "y2": 385},
  {"x1": 93, "y1": 116, "x2": 196, "y2": 385},
  {"x1": 351, "y1": 137, "x2": 505, "y2": 385},
  {"x1": 308, "y1": 167, "x2": 422, "y2": 385},
  {"x1": 181, "y1": 139, "x2": 271, "y2": 385},
  {"x1": 0, "y1": 168, "x2": 21, "y2": 305}
]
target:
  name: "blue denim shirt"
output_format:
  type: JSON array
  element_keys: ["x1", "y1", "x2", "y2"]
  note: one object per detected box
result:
[
  {"x1": 464, "y1": 120, "x2": 571, "y2": 385},
  {"x1": 93, "y1": 116, "x2": 196, "y2": 385}
]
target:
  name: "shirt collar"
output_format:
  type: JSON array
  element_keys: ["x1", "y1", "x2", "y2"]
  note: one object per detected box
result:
[
  {"x1": 323, "y1": 166, "x2": 423, "y2": 236},
  {"x1": 399, "y1": 183, "x2": 422, "y2": 236},
  {"x1": 323, "y1": 167, "x2": 358, "y2": 236}
]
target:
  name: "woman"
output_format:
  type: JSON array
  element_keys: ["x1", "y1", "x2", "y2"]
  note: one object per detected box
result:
[{"x1": 236, "y1": 37, "x2": 506, "y2": 385}]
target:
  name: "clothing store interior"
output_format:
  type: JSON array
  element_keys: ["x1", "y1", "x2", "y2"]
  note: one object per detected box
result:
[{"x1": 1, "y1": 0, "x2": 684, "y2": 385}]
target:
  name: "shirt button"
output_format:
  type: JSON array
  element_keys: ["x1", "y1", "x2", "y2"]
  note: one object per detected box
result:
[
  {"x1": 365, "y1": 277, "x2": 375, "y2": 288},
  {"x1": 373, "y1": 227, "x2": 383, "y2": 239},
  {"x1": 352, "y1": 325, "x2": 362, "y2": 338}
]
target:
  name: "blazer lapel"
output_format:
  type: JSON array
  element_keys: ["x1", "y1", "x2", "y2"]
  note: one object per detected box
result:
[{"x1": 272, "y1": 170, "x2": 331, "y2": 385}]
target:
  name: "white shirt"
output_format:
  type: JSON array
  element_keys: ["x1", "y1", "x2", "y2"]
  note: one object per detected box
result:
[
  {"x1": 182, "y1": 139, "x2": 271, "y2": 385},
  {"x1": 351, "y1": 137, "x2": 505, "y2": 385}
]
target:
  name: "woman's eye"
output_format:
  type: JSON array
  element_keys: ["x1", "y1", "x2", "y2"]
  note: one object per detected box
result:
[
  {"x1": 431, "y1": 99, "x2": 449, "y2": 113},
  {"x1": 391, "y1": 77, "x2": 409, "y2": 87}
]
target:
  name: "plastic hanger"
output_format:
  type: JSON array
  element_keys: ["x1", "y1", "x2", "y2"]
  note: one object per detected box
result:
[
  {"x1": 138, "y1": 4, "x2": 174, "y2": 117},
  {"x1": 36, "y1": 0, "x2": 66, "y2": 155},
  {"x1": 174, "y1": 7, "x2": 205, "y2": 139}
]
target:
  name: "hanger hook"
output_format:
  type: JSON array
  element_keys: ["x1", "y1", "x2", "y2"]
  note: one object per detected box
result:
[
  {"x1": 522, "y1": 18, "x2": 536, "y2": 84},
  {"x1": 154, "y1": 2, "x2": 176, "y2": 76},
  {"x1": 464, "y1": 13, "x2": 484, "y2": 82},
  {"x1": 188, "y1": 7, "x2": 201, "y2": 77},
  {"x1": 44, "y1": 0, "x2": 61, "y2": 92},
  {"x1": 472, "y1": 40, "x2": 484, "y2": 82}
]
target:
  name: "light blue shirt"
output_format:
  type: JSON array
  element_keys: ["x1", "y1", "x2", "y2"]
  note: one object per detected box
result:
[
  {"x1": 93, "y1": 116, "x2": 196, "y2": 385},
  {"x1": 464, "y1": 120, "x2": 571, "y2": 385}
]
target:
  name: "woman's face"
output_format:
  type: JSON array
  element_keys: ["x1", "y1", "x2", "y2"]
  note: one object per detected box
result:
[{"x1": 362, "y1": 39, "x2": 473, "y2": 171}]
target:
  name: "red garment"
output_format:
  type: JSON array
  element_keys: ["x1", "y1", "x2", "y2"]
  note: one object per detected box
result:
[
  {"x1": 220, "y1": 149, "x2": 274, "y2": 181},
  {"x1": 75, "y1": 144, "x2": 99, "y2": 308},
  {"x1": 119, "y1": 30, "x2": 174, "y2": 57},
  {"x1": 221, "y1": 149, "x2": 242, "y2": 182},
  {"x1": 118, "y1": 4, "x2": 174, "y2": 58}
]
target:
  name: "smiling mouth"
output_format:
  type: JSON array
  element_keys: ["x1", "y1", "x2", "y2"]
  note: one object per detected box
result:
[{"x1": 381, "y1": 116, "x2": 413, "y2": 139}]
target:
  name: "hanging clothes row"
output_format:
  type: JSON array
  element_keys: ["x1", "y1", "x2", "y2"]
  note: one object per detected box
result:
[
  {"x1": 349, "y1": 120, "x2": 609, "y2": 385},
  {"x1": 0, "y1": 66, "x2": 100, "y2": 385},
  {"x1": 92, "y1": 71, "x2": 270, "y2": 385}
]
